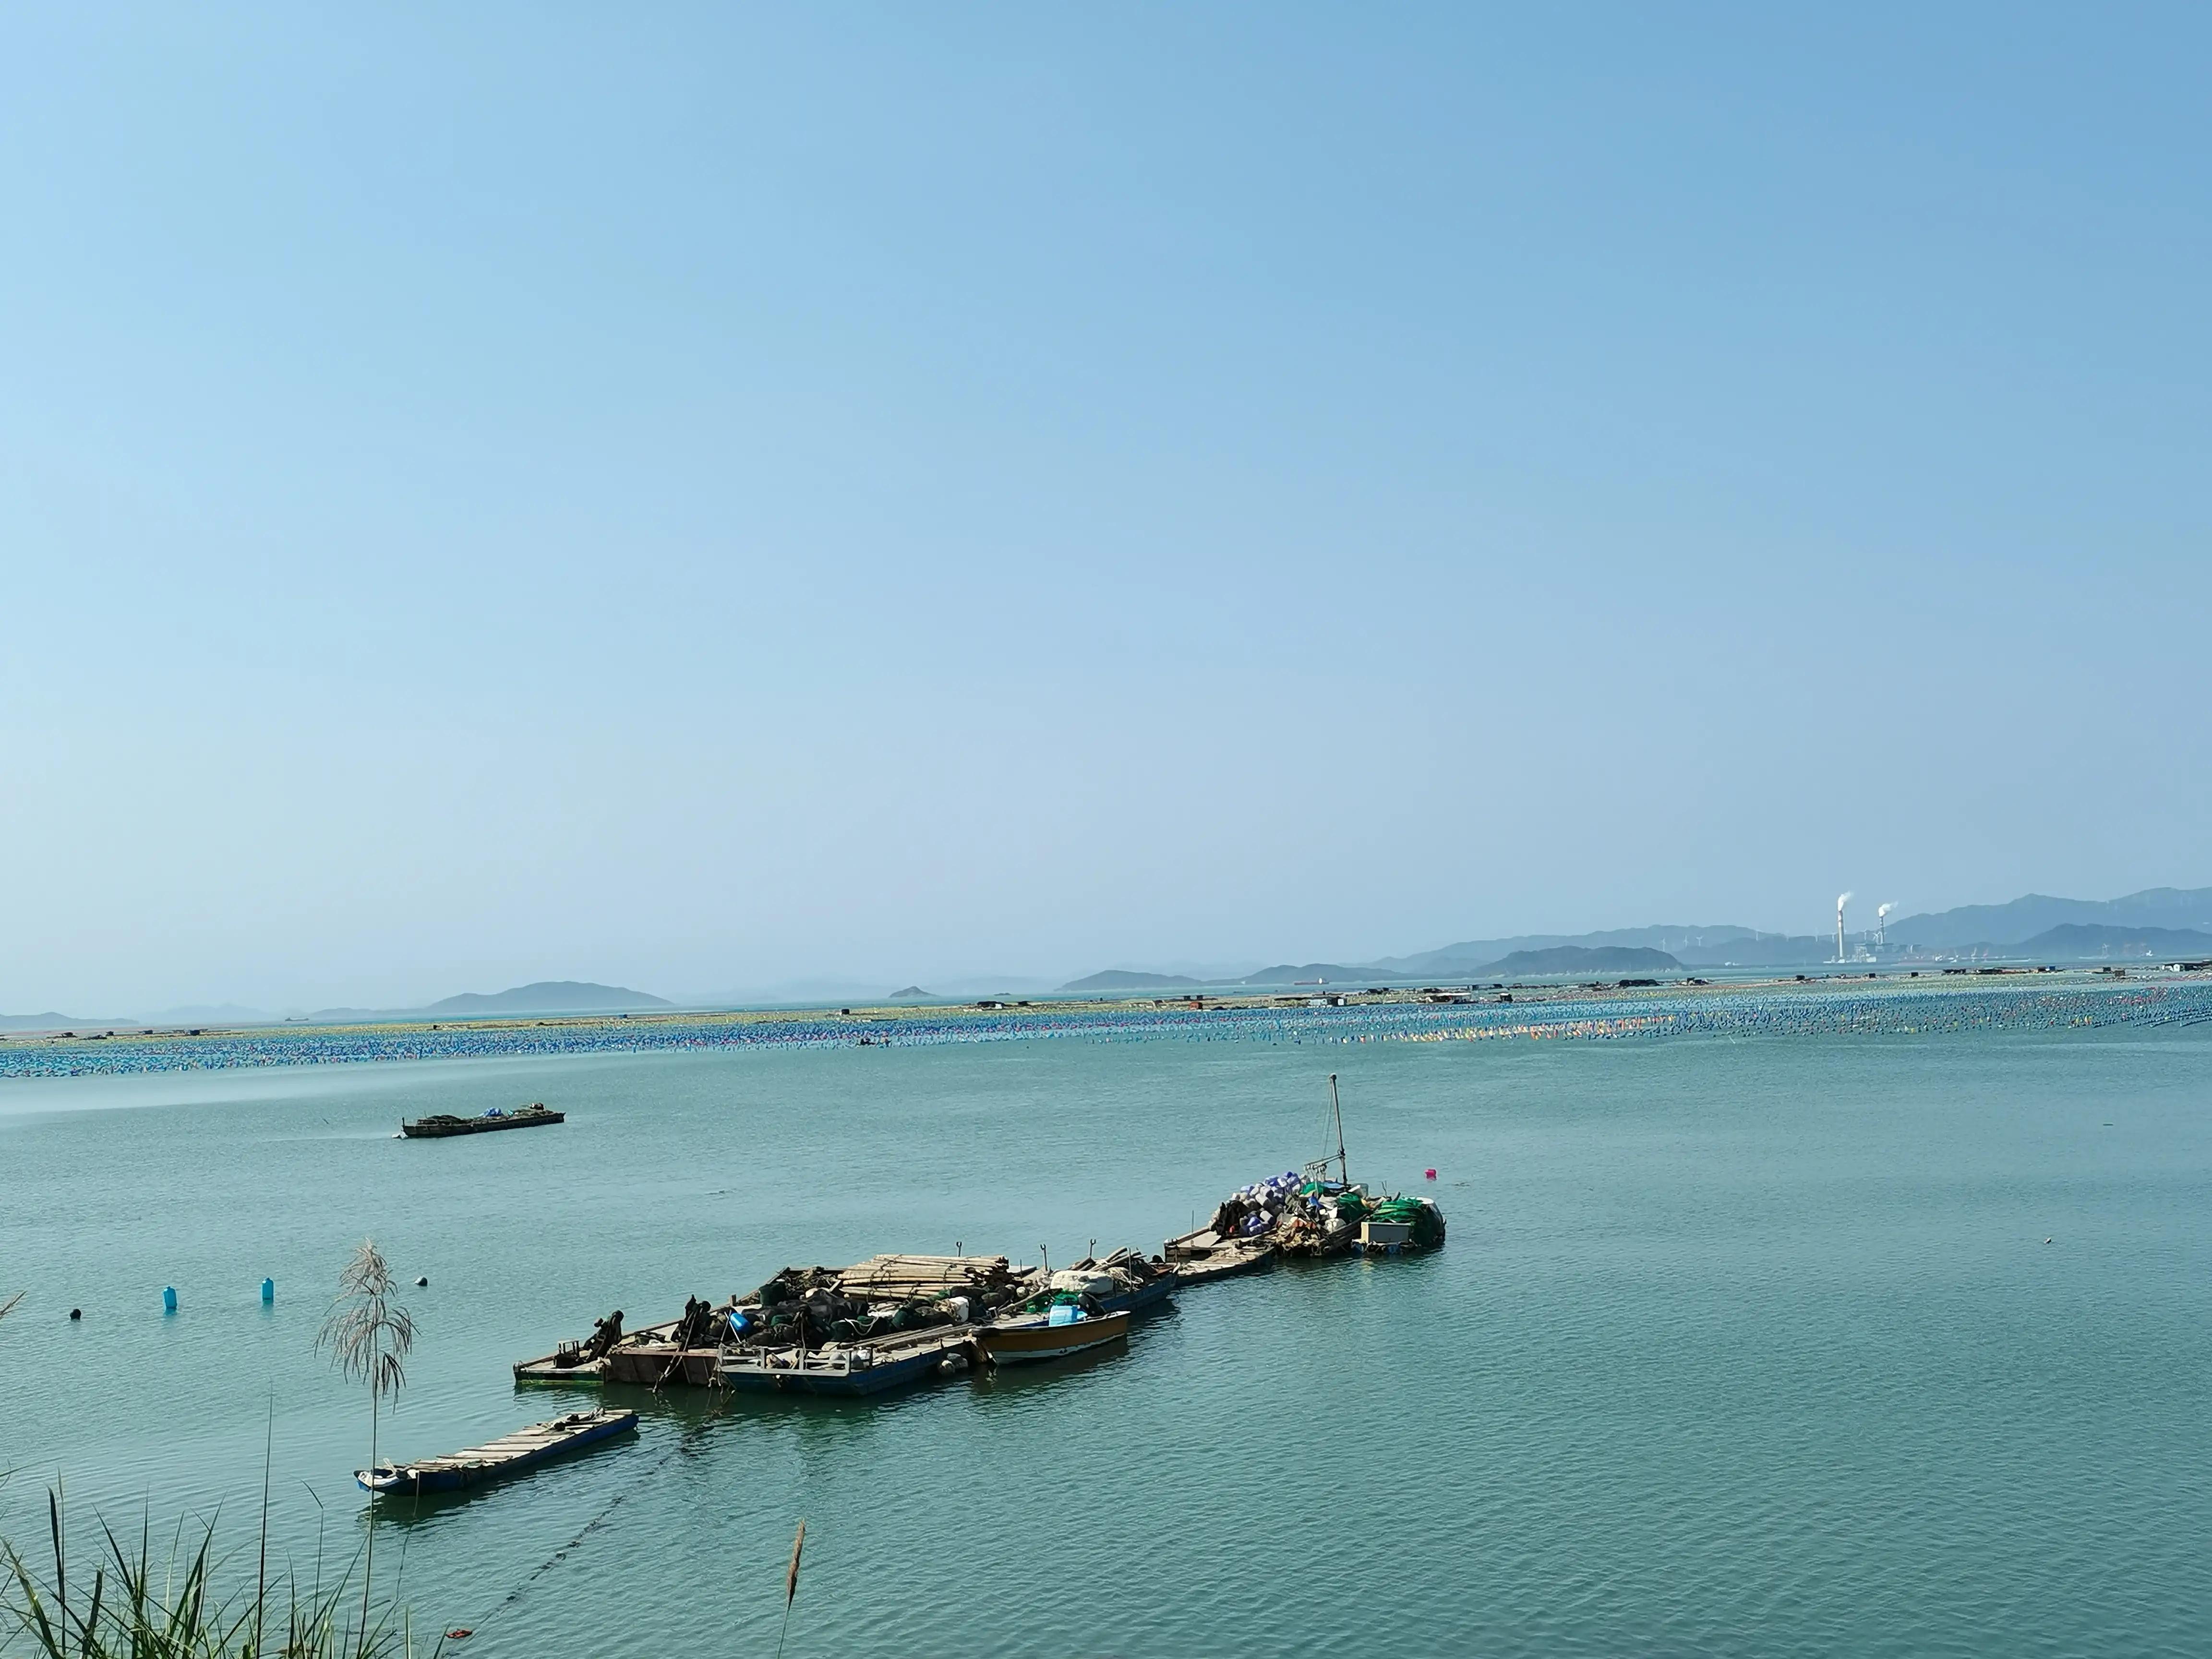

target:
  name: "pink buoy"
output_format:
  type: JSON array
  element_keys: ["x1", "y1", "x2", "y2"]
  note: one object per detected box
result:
[{"x1": 1424, "y1": 1167, "x2": 1437, "y2": 1180}]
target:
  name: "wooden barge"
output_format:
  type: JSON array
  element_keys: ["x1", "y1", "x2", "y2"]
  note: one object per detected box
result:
[
  {"x1": 402, "y1": 1102, "x2": 563, "y2": 1139},
  {"x1": 357, "y1": 1408, "x2": 635, "y2": 1496}
]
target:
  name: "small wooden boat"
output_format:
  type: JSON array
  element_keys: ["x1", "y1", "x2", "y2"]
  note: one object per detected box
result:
[
  {"x1": 402, "y1": 1103, "x2": 564, "y2": 1139},
  {"x1": 975, "y1": 1306, "x2": 1130, "y2": 1366},
  {"x1": 1161, "y1": 1229, "x2": 1279, "y2": 1284},
  {"x1": 719, "y1": 1325, "x2": 978, "y2": 1396},
  {"x1": 1092, "y1": 1269, "x2": 1177, "y2": 1316},
  {"x1": 356, "y1": 1408, "x2": 635, "y2": 1496}
]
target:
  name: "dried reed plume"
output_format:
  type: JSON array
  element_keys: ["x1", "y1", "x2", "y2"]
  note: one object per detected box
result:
[{"x1": 315, "y1": 1240, "x2": 414, "y2": 1658}]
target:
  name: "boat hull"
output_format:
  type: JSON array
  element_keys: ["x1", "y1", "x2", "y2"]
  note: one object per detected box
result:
[
  {"x1": 1094, "y1": 1272, "x2": 1178, "y2": 1316},
  {"x1": 1162, "y1": 1239, "x2": 1277, "y2": 1285},
  {"x1": 719, "y1": 1330, "x2": 972, "y2": 1396},
  {"x1": 977, "y1": 1310, "x2": 1130, "y2": 1365},
  {"x1": 401, "y1": 1111, "x2": 564, "y2": 1139},
  {"x1": 602, "y1": 1345, "x2": 721, "y2": 1387}
]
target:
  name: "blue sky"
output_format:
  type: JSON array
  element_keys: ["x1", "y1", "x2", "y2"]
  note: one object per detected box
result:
[{"x1": 4, "y1": 5, "x2": 2208, "y2": 1010}]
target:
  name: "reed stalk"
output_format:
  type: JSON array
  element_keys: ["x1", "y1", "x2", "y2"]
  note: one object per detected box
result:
[{"x1": 313, "y1": 1242, "x2": 414, "y2": 1659}]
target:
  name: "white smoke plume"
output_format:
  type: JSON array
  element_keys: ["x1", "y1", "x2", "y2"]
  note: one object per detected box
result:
[
  {"x1": 1836, "y1": 891, "x2": 1853, "y2": 913},
  {"x1": 1877, "y1": 902, "x2": 1894, "y2": 922}
]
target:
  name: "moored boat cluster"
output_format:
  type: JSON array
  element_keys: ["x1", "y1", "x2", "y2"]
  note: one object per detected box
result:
[{"x1": 513, "y1": 1191, "x2": 1441, "y2": 1403}]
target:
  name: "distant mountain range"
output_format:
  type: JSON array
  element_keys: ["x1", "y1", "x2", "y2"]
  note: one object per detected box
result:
[
  {"x1": 1886, "y1": 889, "x2": 2212, "y2": 950},
  {"x1": 1480, "y1": 946, "x2": 1682, "y2": 976},
  {"x1": 13, "y1": 886, "x2": 2212, "y2": 1033},
  {"x1": 1056, "y1": 885, "x2": 2212, "y2": 989},
  {"x1": 310, "y1": 981, "x2": 673, "y2": 1021},
  {"x1": 2014, "y1": 923, "x2": 2212, "y2": 960}
]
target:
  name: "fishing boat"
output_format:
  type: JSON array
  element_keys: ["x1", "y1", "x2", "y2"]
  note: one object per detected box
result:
[
  {"x1": 1164, "y1": 1073, "x2": 1445, "y2": 1266},
  {"x1": 402, "y1": 1102, "x2": 564, "y2": 1139},
  {"x1": 1094, "y1": 1267, "x2": 1178, "y2": 1315},
  {"x1": 1160, "y1": 1232, "x2": 1278, "y2": 1283},
  {"x1": 719, "y1": 1323, "x2": 979, "y2": 1396},
  {"x1": 355, "y1": 1408, "x2": 635, "y2": 1496},
  {"x1": 975, "y1": 1305, "x2": 1130, "y2": 1366},
  {"x1": 1009, "y1": 1250, "x2": 1180, "y2": 1321}
]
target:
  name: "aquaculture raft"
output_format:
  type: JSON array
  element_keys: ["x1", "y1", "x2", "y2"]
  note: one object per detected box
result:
[
  {"x1": 402, "y1": 1103, "x2": 564, "y2": 1138},
  {"x1": 355, "y1": 1408, "x2": 635, "y2": 1495}
]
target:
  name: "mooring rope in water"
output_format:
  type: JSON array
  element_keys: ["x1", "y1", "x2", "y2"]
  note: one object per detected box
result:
[{"x1": 443, "y1": 1429, "x2": 694, "y2": 1647}]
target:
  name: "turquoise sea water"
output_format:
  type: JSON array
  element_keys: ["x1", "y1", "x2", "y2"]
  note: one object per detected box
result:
[{"x1": 3, "y1": 1020, "x2": 2209, "y2": 1656}]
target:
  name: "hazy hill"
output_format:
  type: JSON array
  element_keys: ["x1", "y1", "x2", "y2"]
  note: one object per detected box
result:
[
  {"x1": 2015, "y1": 923, "x2": 2212, "y2": 960},
  {"x1": 1887, "y1": 888, "x2": 2212, "y2": 950},
  {"x1": 1060, "y1": 970, "x2": 1203, "y2": 992},
  {"x1": 1673, "y1": 934, "x2": 1829, "y2": 966},
  {"x1": 305, "y1": 981, "x2": 674, "y2": 1021},
  {"x1": 1381, "y1": 926, "x2": 1757, "y2": 975},
  {"x1": 422, "y1": 981, "x2": 671, "y2": 1015},
  {"x1": 1235, "y1": 963, "x2": 1364, "y2": 986},
  {"x1": 1478, "y1": 946, "x2": 1682, "y2": 976}
]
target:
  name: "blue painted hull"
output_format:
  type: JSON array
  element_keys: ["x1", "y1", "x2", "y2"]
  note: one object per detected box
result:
[{"x1": 718, "y1": 1344, "x2": 954, "y2": 1397}]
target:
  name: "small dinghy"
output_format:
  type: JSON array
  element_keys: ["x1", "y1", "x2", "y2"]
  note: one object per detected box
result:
[
  {"x1": 356, "y1": 1408, "x2": 636, "y2": 1496},
  {"x1": 974, "y1": 1301, "x2": 1130, "y2": 1366}
]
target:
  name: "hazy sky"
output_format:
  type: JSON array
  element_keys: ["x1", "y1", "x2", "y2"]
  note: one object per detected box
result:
[{"x1": 5, "y1": 5, "x2": 2209, "y2": 1012}]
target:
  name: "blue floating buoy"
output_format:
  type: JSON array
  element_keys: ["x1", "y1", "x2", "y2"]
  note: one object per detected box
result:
[
  {"x1": 162, "y1": 1286, "x2": 178, "y2": 1314},
  {"x1": 261, "y1": 1277, "x2": 275, "y2": 1304}
]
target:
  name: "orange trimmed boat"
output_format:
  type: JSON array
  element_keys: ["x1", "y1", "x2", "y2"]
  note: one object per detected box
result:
[{"x1": 974, "y1": 1305, "x2": 1129, "y2": 1366}]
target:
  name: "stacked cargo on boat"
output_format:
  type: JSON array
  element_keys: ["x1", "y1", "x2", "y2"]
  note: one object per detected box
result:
[{"x1": 1165, "y1": 1170, "x2": 1446, "y2": 1276}]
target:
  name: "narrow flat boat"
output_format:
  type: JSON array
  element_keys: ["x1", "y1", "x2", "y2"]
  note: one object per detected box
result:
[
  {"x1": 356, "y1": 1407, "x2": 635, "y2": 1496},
  {"x1": 719, "y1": 1324, "x2": 978, "y2": 1396},
  {"x1": 975, "y1": 1305, "x2": 1130, "y2": 1366},
  {"x1": 402, "y1": 1102, "x2": 564, "y2": 1139},
  {"x1": 1161, "y1": 1229, "x2": 1279, "y2": 1283}
]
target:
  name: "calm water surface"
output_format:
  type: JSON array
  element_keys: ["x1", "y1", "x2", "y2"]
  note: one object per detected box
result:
[{"x1": 2, "y1": 1028, "x2": 2208, "y2": 1656}]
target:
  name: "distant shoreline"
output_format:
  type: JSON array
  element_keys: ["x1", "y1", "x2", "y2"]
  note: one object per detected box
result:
[{"x1": 2, "y1": 965, "x2": 2204, "y2": 1083}]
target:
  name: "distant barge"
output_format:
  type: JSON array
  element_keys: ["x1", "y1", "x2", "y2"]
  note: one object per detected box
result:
[{"x1": 402, "y1": 1102, "x2": 564, "y2": 1139}]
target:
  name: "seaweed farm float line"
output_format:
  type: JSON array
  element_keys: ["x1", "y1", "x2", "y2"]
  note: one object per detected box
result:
[{"x1": 5, "y1": 976, "x2": 2211, "y2": 1081}]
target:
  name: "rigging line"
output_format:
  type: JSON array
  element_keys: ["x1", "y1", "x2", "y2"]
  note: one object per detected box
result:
[
  {"x1": 459, "y1": 1440, "x2": 680, "y2": 1642},
  {"x1": 447, "y1": 1414, "x2": 708, "y2": 1646}
]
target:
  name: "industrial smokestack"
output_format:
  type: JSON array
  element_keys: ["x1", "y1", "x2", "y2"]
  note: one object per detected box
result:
[
  {"x1": 1836, "y1": 892, "x2": 1852, "y2": 963},
  {"x1": 1875, "y1": 902, "x2": 1894, "y2": 948}
]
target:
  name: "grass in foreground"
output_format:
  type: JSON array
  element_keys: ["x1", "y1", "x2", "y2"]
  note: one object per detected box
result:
[{"x1": 2, "y1": 1490, "x2": 435, "y2": 1659}]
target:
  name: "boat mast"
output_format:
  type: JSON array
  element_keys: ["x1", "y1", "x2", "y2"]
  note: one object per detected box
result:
[{"x1": 1327, "y1": 1072, "x2": 1348, "y2": 1188}]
